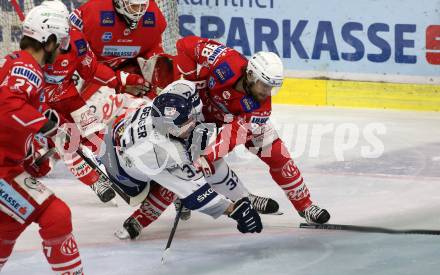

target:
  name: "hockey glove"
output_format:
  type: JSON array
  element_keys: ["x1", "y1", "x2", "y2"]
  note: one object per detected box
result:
[
  {"x1": 38, "y1": 109, "x2": 60, "y2": 137},
  {"x1": 116, "y1": 71, "x2": 150, "y2": 96},
  {"x1": 23, "y1": 148, "x2": 52, "y2": 178},
  {"x1": 193, "y1": 155, "x2": 215, "y2": 177},
  {"x1": 229, "y1": 197, "x2": 263, "y2": 233}
]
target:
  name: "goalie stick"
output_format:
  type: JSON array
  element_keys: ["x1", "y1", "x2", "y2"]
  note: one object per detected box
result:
[
  {"x1": 161, "y1": 203, "x2": 183, "y2": 264},
  {"x1": 299, "y1": 223, "x2": 440, "y2": 236}
]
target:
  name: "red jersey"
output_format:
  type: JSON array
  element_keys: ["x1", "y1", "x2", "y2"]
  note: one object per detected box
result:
[
  {"x1": 0, "y1": 51, "x2": 48, "y2": 176},
  {"x1": 44, "y1": 28, "x2": 118, "y2": 106},
  {"x1": 175, "y1": 36, "x2": 273, "y2": 161},
  {"x1": 175, "y1": 36, "x2": 272, "y2": 125},
  {"x1": 70, "y1": 0, "x2": 166, "y2": 70}
]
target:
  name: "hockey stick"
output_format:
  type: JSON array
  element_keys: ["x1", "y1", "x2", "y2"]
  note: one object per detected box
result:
[
  {"x1": 161, "y1": 203, "x2": 183, "y2": 264},
  {"x1": 9, "y1": 0, "x2": 25, "y2": 22},
  {"x1": 75, "y1": 146, "x2": 132, "y2": 204},
  {"x1": 299, "y1": 223, "x2": 440, "y2": 236},
  {"x1": 34, "y1": 147, "x2": 57, "y2": 166}
]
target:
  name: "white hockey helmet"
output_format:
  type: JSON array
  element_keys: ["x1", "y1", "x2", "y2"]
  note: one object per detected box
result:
[
  {"x1": 165, "y1": 80, "x2": 202, "y2": 117},
  {"x1": 114, "y1": 0, "x2": 149, "y2": 29},
  {"x1": 22, "y1": 0, "x2": 70, "y2": 50},
  {"x1": 246, "y1": 51, "x2": 284, "y2": 95}
]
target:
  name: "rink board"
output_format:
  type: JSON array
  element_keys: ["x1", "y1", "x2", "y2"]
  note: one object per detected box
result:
[{"x1": 274, "y1": 78, "x2": 440, "y2": 111}]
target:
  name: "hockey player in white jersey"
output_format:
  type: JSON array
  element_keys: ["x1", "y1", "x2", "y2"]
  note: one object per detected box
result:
[{"x1": 100, "y1": 80, "x2": 263, "y2": 237}]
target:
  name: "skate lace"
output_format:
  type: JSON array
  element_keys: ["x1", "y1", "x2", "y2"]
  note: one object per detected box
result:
[
  {"x1": 91, "y1": 179, "x2": 110, "y2": 196},
  {"x1": 305, "y1": 205, "x2": 322, "y2": 222},
  {"x1": 249, "y1": 194, "x2": 269, "y2": 212}
]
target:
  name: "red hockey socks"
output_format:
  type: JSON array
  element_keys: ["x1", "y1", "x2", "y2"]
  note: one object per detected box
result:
[
  {"x1": 41, "y1": 234, "x2": 83, "y2": 274},
  {"x1": 131, "y1": 185, "x2": 175, "y2": 229},
  {"x1": 37, "y1": 198, "x2": 83, "y2": 274},
  {"x1": 256, "y1": 139, "x2": 312, "y2": 212},
  {"x1": 0, "y1": 239, "x2": 15, "y2": 271},
  {"x1": 64, "y1": 151, "x2": 100, "y2": 186}
]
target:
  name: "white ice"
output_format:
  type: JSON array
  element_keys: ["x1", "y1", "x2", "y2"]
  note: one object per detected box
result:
[{"x1": 3, "y1": 105, "x2": 440, "y2": 275}]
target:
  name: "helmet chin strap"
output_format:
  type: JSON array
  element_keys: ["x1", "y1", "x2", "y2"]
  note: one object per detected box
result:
[
  {"x1": 43, "y1": 45, "x2": 57, "y2": 65},
  {"x1": 242, "y1": 74, "x2": 258, "y2": 100}
]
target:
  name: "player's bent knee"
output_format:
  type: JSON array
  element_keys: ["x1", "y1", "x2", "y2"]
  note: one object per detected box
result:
[{"x1": 37, "y1": 198, "x2": 73, "y2": 240}]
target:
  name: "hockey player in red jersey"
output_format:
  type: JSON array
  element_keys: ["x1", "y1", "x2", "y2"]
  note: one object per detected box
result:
[
  {"x1": 70, "y1": 0, "x2": 166, "y2": 70},
  {"x1": 39, "y1": 0, "x2": 157, "y2": 203},
  {"x1": 69, "y1": 0, "x2": 166, "y2": 99},
  {"x1": 44, "y1": 25, "x2": 147, "y2": 203},
  {"x1": 174, "y1": 36, "x2": 331, "y2": 224},
  {"x1": 0, "y1": 2, "x2": 83, "y2": 274}
]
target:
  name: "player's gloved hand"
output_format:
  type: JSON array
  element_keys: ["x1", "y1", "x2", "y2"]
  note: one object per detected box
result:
[
  {"x1": 193, "y1": 155, "x2": 215, "y2": 177},
  {"x1": 116, "y1": 70, "x2": 150, "y2": 96},
  {"x1": 23, "y1": 148, "x2": 52, "y2": 178},
  {"x1": 38, "y1": 109, "x2": 60, "y2": 137},
  {"x1": 229, "y1": 197, "x2": 263, "y2": 233}
]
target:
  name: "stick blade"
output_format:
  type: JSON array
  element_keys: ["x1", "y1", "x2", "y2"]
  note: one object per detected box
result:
[{"x1": 161, "y1": 248, "x2": 170, "y2": 264}]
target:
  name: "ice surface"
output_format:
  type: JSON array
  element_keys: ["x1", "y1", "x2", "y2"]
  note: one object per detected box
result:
[{"x1": 3, "y1": 105, "x2": 440, "y2": 275}]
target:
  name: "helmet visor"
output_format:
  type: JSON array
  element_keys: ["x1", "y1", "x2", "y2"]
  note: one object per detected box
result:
[{"x1": 170, "y1": 116, "x2": 196, "y2": 139}]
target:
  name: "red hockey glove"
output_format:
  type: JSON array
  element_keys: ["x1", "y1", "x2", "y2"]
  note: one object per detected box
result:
[
  {"x1": 38, "y1": 109, "x2": 60, "y2": 138},
  {"x1": 116, "y1": 71, "x2": 151, "y2": 96},
  {"x1": 193, "y1": 155, "x2": 215, "y2": 177},
  {"x1": 23, "y1": 149, "x2": 52, "y2": 178}
]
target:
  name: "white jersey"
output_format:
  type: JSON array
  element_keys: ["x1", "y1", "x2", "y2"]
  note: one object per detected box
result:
[{"x1": 102, "y1": 103, "x2": 230, "y2": 218}]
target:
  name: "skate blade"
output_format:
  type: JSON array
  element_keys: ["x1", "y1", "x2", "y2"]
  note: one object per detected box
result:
[
  {"x1": 103, "y1": 198, "x2": 118, "y2": 207},
  {"x1": 114, "y1": 229, "x2": 130, "y2": 240},
  {"x1": 262, "y1": 211, "x2": 284, "y2": 216}
]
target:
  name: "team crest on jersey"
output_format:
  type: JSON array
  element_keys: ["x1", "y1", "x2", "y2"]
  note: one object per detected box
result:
[
  {"x1": 11, "y1": 66, "x2": 42, "y2": 88},
  {"x1": 74, "y1": 39, "x2": 87, "y2": 56},
  {"x1": 213, "y1": 62, "x2": 234, "y2": 84},
  {"x1": 240, "y1": 95, "x2": 260, "y2": 113},
  {"x1": 222, "y1": 90, "x2": 231, "y2": 99},
  {"x1": 61, "y1": 59, "x2": 69, "y2": 67},
  {"x1": 142, "y1": 12, "x2": 156, "y2": 27},
  {"x1": 102, "y1": 32, "x2": 113, "y2": 42},
  {"x1": 100, "y1": 11, "x2": 115, "y2": 26}
]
